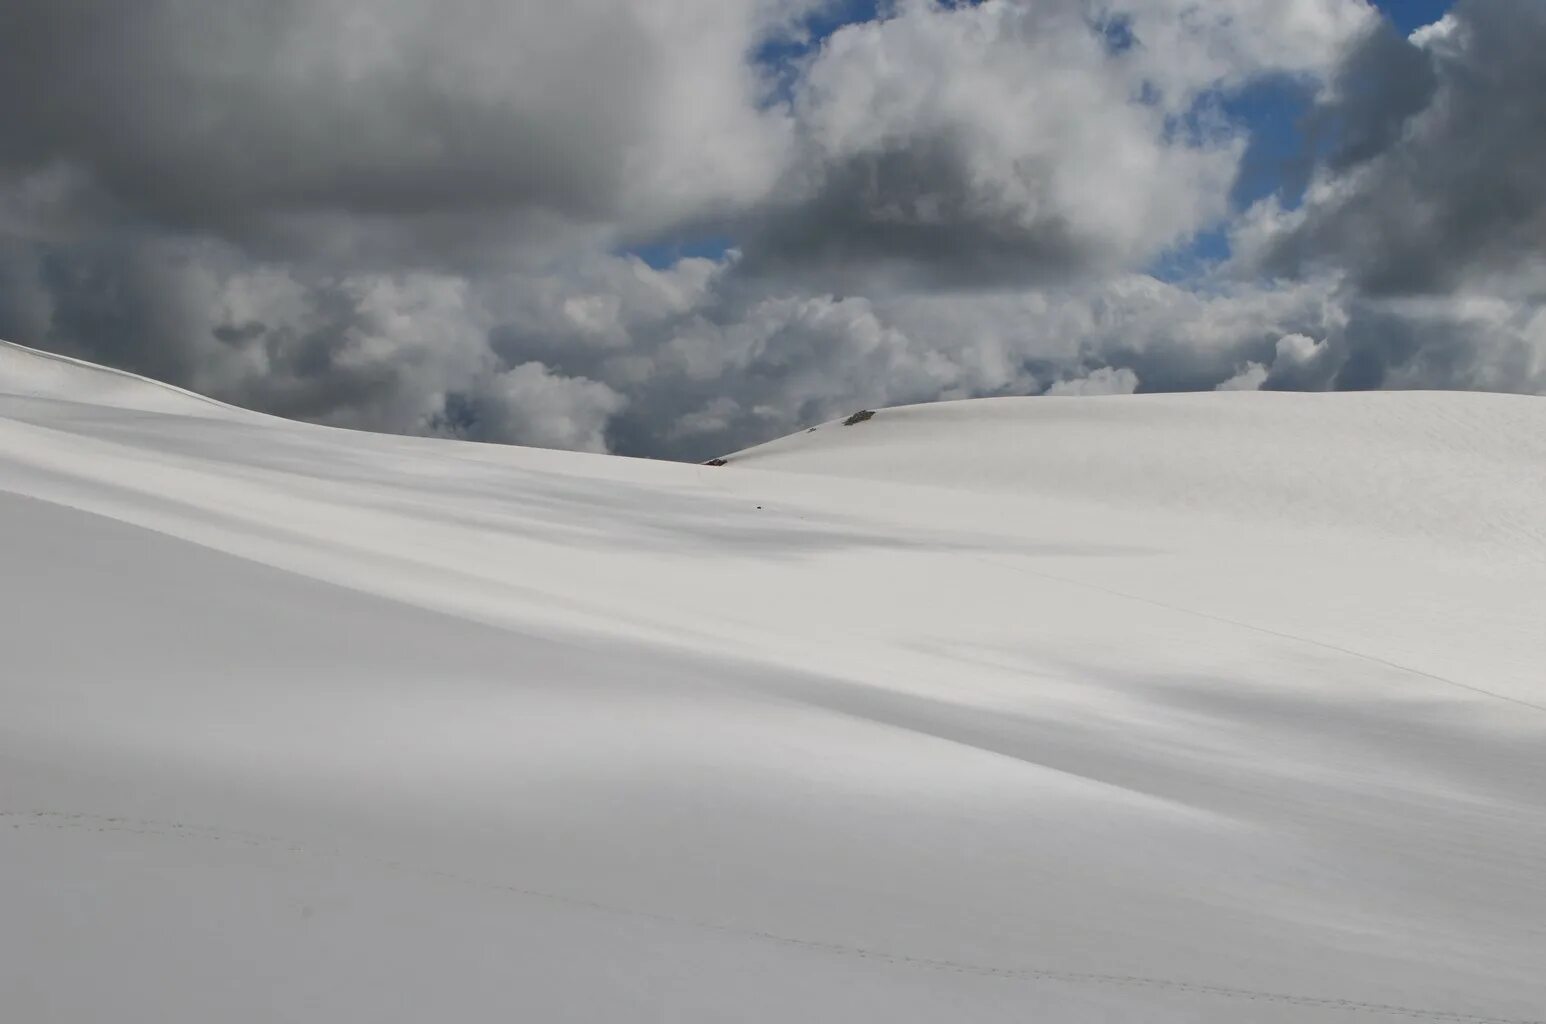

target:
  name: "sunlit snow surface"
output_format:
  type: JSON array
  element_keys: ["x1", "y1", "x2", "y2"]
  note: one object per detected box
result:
[{"x1": 3, "y1": 338, "x2": 1544, "y2": 1022}]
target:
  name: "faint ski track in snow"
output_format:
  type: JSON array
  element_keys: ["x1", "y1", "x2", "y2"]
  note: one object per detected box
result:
[{"x1": 5, "y1": 810, "x2": 1540, "y2": 1024}]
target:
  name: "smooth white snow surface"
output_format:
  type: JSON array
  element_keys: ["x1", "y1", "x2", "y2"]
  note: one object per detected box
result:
[{"x1": 3, "y1": 337, "x2": 1544, "y2": 1023}]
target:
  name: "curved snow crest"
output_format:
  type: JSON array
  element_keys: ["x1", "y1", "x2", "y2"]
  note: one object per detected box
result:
[
  {"x1": 728, "y1": 391, "x2": 1546, "y2": 555},
  {"x1": 0, "y1": 337, "x2": 255, "y2": 419}
]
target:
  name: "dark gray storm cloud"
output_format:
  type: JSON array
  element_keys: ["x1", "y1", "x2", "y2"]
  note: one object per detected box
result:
[
  {"x1": 1263, "y1": 0, "x2": 1546, "y2": 295},
  {"x1": 1327, "y1": 297, "x2": 1545, "y2": 393},
  {"x1": 1310, "y1": 19, "x2": 1438, "y2": 175},
  {"x1": 738, "y1": 140, "x2": 1094, "y2": 290},
  {"x1": 0, "y1": 1, "x2": 649, "y2": 242},
  {"x1": 1229, "y1": 0, "x2": 1546, "y2": 402}
]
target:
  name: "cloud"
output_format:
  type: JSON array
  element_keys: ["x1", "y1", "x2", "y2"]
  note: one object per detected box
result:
[
  {"x1": 1253, "y1": 0, "x2": 1546, "y2": 295},
  {"x1": 1, "y1": 0, "x2": 1542, "y2": 462},
  {"x1": 0, "y1": 0, "x2": 795, "y2": 264},
  {"x1": 6, "y1": 228, "x2": 1539, "y2": 462},
  {"x1": 0, "y1": 231, "x2": 637, "y2": 450},
  {"x1": 1046, "y1": 367, "x2": 1140, "y2": 396},
  {"x1": 492, "y1": 261, "x2": 965, "y2": 459},
  {"x1": 440, "y1": 363, "x2": 625, "y2": 454},
  {"x1": 1216, "y1": 363, "x2": 1269, "y2": 391},
  {"x1": 1316, "y1": 295, "x2": 1546, "y2": 393},
  {"x1": 481, "y1": 264, "x2": 1348, "y2": 456},
  {"x1": 738, "y1": 0, "x2": 1375, "y2": 288},
  {"x1": 1229, "y1": 0, "x2": 1546, "y2": 398}
]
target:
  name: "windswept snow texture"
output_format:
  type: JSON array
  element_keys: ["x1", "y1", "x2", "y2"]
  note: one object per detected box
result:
[{"x1": 3, "y1": 337, "x2": 1545, "y2": 1023}]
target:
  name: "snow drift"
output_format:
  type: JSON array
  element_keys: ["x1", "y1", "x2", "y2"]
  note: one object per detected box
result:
[{"x1": 3, "y1": 337, "x2": 1544, "y2": 1023}]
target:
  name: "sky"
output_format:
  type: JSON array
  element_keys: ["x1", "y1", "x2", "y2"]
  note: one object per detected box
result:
[
  {"x1": 661, "y1": 0, "x2": 1452, "y2": 268},
  {"x1": 2, "y1": 0, "x2": 1542, "y2": 461}
]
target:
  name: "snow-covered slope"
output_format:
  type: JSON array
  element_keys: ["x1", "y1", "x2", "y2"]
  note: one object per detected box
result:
[
  {"x1": 3, "y1": 338, "x2": 1544, "y2": 1023},
  {"x1": 0, "y1": 338, "x2": 253, "y2": 418},
  {"x1": 729, "y1": 392, "x2": 1546, "y2": 553}
]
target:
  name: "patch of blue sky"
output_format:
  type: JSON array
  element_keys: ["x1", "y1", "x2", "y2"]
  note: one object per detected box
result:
[
  {"x1": 1147, "y1": 74, "x2": 1317, "y2": 281},
  {"x1": 1094, "y1": 11, "x2": 1137, "y2": 55},
  {"x1": 1378, "y1": 0, "x2": 1454, "y2": 36},
  {"x1": 1148, "y1": 228, "x2": 1231, "y2": 284},
  {"x1": 624, "y1": 235, "x2": 736, "y2": 271}
]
